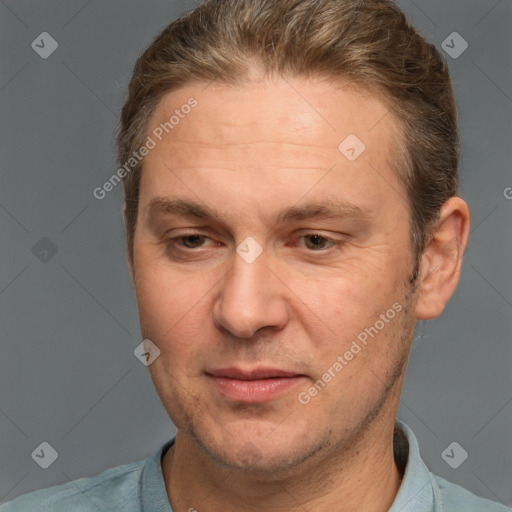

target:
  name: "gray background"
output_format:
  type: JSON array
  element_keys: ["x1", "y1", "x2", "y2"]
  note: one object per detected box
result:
[{"x1": 1, "y1": 0, "x2": 511, "y2": 506}]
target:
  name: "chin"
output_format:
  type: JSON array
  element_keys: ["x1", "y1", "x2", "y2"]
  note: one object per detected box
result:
[{"x1": 192, "y1": 422, "x2": 326, "y2": 475}]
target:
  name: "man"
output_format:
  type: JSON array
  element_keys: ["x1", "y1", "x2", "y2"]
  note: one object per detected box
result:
[{"x1": 2, "y1": 0, "x2": 509, "y2": 511}]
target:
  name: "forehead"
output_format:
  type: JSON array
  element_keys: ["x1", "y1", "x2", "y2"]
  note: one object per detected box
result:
[
  {"x1": 145, "y1": 77, "x2": 397, "y2": 169},
  {"x1": 139, "y1": 77, "x2": 405, "y2": 224}
]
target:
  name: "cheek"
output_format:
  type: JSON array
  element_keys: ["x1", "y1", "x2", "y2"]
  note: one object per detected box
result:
[
  {"x1": 289, "y1": 269, "x2": 409, "y2": 386},
  {"x1": 133, "y1": 259, "x2": 210, "y2": 344},
  {"x1": 294, "y1": 267, "x2": 401, "y2": 330}
]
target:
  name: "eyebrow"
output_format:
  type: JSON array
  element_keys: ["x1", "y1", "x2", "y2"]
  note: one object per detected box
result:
[{"x1": 146, "y1": 197, "x2": 373, "y2": 227}]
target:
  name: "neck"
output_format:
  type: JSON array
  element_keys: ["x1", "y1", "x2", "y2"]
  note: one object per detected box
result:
[{"x1": 162, "y1": 414, "x2": 403, "y2": 512}]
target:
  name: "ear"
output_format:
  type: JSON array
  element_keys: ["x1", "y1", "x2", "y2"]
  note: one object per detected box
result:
[{"x1": 415, "y1": 197, "x2": 470, "y2": 320}]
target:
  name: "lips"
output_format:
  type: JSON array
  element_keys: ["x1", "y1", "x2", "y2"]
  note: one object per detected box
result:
[
  {"x1": 207, "y1": 367, "x2": 301, "y2": 380},
  {"x1": 206, "y1": 367, "x2": 306, "y2": 403}
]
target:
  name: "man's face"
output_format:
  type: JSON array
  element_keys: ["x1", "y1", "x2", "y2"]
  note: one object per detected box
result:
[{"x1": 131, "y1": 76, "x2": 419, "y2": 472}]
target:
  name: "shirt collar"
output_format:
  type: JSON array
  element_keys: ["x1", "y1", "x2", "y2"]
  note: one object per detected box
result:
[
  {"x1": 141, "y1": 438, "x2": 175, "y2": 511},
  {"x1": 389, "y1": 419, "x2": 441, "y2": 512}
]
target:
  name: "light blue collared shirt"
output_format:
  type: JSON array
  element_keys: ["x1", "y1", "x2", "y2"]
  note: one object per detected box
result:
[{"x1": 1, "y1": 420, "x2": 509, "y2": 511}]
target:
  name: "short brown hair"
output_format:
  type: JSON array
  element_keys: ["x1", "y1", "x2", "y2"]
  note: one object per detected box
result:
[{"x1": 118, "y1": 0, "x2": 459, "y2": 282}]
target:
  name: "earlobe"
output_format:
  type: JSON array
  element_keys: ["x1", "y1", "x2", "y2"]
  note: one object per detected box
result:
[{"x1": 415, "y1": 197, "x2": 470, "y2": 320}]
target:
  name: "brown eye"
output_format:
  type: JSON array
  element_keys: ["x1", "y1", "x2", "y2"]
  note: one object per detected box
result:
[
  {"x1": 303, "y1": 234, "x2": 333, "y2": 251},
  {"x1": 180, "y1": 235, "x2": 207, "y2": 249}
]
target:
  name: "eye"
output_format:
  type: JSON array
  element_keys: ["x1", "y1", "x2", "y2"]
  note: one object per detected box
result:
[
  {"x1": 178, "y1": 234, "x2": 208, "y2": 249},
  {"x1": 300, "y1": 233, "x2": 336, "y2": 251},
  {"x1": 168, "y1": 233, "x2": 212, "y2": 250}
]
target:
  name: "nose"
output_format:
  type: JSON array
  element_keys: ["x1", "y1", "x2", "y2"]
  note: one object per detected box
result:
[{"x1": 213, "y1": 244, "x2": 289, "y2": 339}]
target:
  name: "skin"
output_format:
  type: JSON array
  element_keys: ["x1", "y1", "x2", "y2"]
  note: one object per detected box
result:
[{"x1": 127, "y1": 74, "x2": 470, "y2": 512}]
